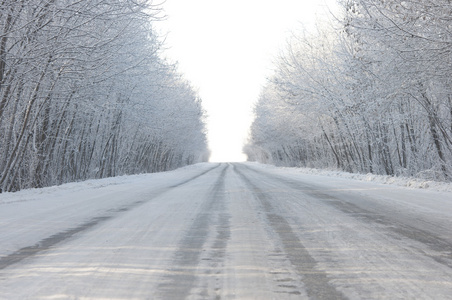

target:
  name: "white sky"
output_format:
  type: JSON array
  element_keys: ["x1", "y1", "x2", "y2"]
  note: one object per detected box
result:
[{"x1": 154, "y1": 0, "x2": 338, "y2": 162}]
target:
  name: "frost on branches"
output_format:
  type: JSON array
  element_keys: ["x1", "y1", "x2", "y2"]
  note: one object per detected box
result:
[
  {"x1": 0, "y1": 0, "x2": 209, "y2": 192},
  {"x1": 245, "y1": 0, "x2": 452, "y2": 181}
]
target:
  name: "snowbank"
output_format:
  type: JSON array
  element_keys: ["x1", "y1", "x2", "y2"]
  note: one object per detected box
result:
[
  {"x1": 294, "y1": 168, "x2": 452, "y2": 193},
  {"x1": 0, "y1": 162, "x2": 214, "y2": 205},
  {"x1": 247, "y1": 162, "x2": 452, "y2": 193}
]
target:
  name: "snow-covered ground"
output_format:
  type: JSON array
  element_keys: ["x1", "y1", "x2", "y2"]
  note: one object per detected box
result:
[
  {"x1": 0, "y1": 163, "x2": 217, "y2": 258},
  {"x1": 250, "y1": 162, "x2": 452, "y2": 193},
  {"x1": 2, "y1": 162, "x2": 450, "y2": 206},
  {"x1": 0, "y1": 162, "x2": 215, "y2": 205},
  {"x1": 1, "y1": 162, "x2": 451, "y2": 299}
]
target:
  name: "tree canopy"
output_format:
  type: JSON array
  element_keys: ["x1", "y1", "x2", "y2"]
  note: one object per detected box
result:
[
  {"x1": 0, "y1": 0, "x2": 209, "y2": 192},
  {"x1": 245, "y1": 0, "x2": 452, "y2": 181}
]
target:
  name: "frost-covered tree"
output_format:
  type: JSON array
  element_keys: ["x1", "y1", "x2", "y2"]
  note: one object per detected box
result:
[
  {"x1": 0, "y1": 0, "x2": 209, "y2": 192},
  {"x1": 245, "y1": 0, "x2": 452, "y2": 181}
]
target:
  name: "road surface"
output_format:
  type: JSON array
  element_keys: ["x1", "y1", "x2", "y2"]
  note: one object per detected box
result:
[{"x1": 1, "y1": 163, "x2": 452, "y2": 299}]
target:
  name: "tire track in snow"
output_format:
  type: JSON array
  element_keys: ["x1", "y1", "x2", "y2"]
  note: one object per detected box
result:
[
  {"x1": 0, "y1": 164, "x2": 221, "y2": 271},
  {"x1": 241, "y1": 163, "x2": 452, "y2": 269},
  {"x1": 156, "y1": 164, "x2": 230, "y2": 299},
  {"x1": 234, "y1": 164, "x2": 347, "y2": 300}
]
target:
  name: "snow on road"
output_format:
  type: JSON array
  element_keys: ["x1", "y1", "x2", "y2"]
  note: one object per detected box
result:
[{"x1": 0, "y1": 162, "x2": 452, "y2": 299}]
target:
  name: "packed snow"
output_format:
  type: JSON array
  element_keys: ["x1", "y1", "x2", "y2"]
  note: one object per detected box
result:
[{"x1": 1, "y1": 162, "x2": 451, "y2": 299}]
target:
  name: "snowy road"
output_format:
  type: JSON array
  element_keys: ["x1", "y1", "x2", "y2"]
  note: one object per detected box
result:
[{"x1": 1, "y1": 163, "x2": 452, "y2": 299}]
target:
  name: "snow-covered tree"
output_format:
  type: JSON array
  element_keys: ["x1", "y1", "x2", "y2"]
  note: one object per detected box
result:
[
  {"x1": 245, "y1": 0, "x2": 452, "y2": 181},
  {"x1": 0, "y1": 0, "x2": 209, "y2": 192}
]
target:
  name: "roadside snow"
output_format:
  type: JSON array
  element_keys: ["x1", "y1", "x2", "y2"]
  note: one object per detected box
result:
[
  {"x1": 0, "y1": 163, "x2": 213, "y2": 205},
  {"x1": 247, "y1": 162, "x2": 452, "y2": 193}
]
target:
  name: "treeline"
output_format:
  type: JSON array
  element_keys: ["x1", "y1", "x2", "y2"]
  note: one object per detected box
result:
[
  {"x1": 245, "y1": 0, "x2": 452, "y2": 181},
  {"x1": 0, "y1": 1, "x2": 209, "y2": 192}
]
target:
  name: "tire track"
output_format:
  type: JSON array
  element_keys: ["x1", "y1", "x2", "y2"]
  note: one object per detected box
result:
[
  {"x1": 234, "y1": 164, "x2": 346, "y2": 300},
  {"x1": 156, "y1": 164, "x2": 229, "y2": 299},
  {"x1": 240, "y1": 163, "x2": 452, "y2": 269},
  {"x1": 0, "y1": 164, "x2": 221, "y2": 271}
]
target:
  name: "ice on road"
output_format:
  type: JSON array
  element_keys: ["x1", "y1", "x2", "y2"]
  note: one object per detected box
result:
[{"x1": 1, "y1": 163, "x2": 452, "y2": 299}]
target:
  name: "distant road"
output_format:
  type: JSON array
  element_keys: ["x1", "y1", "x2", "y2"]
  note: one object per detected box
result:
[{"x1": 1, "y1": 163, "x2": 452, "y2": 299}]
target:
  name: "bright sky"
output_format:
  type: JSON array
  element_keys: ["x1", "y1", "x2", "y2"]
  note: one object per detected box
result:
[{"x1": 154, "y1": 0, "x2": 338, "y2": 162}]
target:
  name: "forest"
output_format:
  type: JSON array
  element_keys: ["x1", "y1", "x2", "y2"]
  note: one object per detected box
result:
[
  {"x1": 0, "y1": 0, "x2": 209, "y2": 192},
  {"x1": 245, "y1": 0, "x2": 452, "y2": 181}
]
